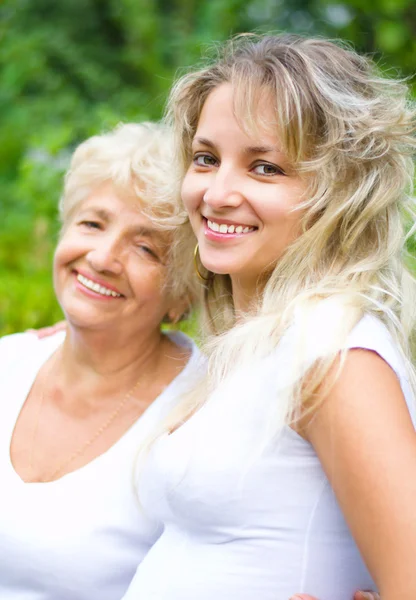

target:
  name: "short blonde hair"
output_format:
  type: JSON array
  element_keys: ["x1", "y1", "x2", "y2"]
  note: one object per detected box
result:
[{"x1": 61, "y1": 122, "x2": 199, "y2": 309}]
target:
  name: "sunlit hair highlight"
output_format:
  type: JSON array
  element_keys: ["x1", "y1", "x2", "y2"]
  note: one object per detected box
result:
[{"x1": 60, "y1": 122, "x2": 199, "y2": 310}]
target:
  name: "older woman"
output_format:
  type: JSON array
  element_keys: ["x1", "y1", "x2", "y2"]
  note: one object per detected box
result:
[{"x1": 0, "y1": 122, "x2": 201, "y2": 599}]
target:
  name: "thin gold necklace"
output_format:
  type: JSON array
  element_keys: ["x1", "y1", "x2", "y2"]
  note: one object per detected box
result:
[{"x1": 29, "y1": 355, "x2": 145, "y2": 483}]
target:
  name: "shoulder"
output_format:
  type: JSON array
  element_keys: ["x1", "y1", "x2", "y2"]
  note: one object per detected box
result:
[
  {"x1": 306, "y1": 317, "x2": 416, "y2": 456},
  {"x1": 308, "y1": 312, "x2": 415, "y2": 436},
  {"x1": 165, "y1": 330, "x2": 204, "y2": 370},
  {"x1": 344, "y1": 314, "x2": 415, "y2": 416},
  {"x1": 0, "y1": 330, "x2": 66, "y2": 370},
  {"x1": 345, "y1": 314, "x2": 404, "y2": 375},
  {"x1": 0, "y1": 331, "x2": 38, "y2": 359}
]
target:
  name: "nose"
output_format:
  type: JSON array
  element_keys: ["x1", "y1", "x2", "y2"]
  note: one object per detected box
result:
[
  {"x1": 202, "y1": 165, "x2": 243, "y2": 209},
  {"x1": 86, "y1": 235, "x2": 123, "y2": 276}
]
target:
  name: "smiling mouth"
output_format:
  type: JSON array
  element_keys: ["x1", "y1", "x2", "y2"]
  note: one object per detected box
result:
[
  {"x1": 76, "y1": 273, "x2": 122, "y2": 297},
  {"x1": 206, "y1": 219, "x2": 256, "y2": 235}
]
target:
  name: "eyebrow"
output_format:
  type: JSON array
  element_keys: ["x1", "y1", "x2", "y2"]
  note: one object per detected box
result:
[
  {"x1": 79, "y1": 207, "x2": 111, "y2": 222},
  {"x1": 243, "y1": 145, "x2": 276, "y2": 155},
  {"x1": 193, "y1": 137, "x2": 216, "y2": 149},
  {"x1": 193, "y1": 137, "x2": 279, "y2": 156},
  {"x1": 78, "y1": 207, "x2": 161, "y2": 238}
]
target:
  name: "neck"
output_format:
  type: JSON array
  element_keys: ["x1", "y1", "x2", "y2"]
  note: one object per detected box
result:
[
  {"x1": 231, "y1": 275, "x2": 263, "y2": 315},
  {"x1": 54, "y1": 324, "x2": 167, "y2": 406}
]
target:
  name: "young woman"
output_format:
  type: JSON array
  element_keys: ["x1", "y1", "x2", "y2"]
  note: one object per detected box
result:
[{"x1": 121, "y1": 35, "x2": 416, "y2": 600}]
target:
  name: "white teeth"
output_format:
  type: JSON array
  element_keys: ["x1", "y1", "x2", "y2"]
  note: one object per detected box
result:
[
  {"x1": 76, "y1": 274, "x2": 121, "y2": 298},
  {"x1": 207, "y1": 220, "x2": 254, "y2": 235}
]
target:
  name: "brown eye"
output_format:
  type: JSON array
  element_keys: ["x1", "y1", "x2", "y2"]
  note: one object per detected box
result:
[
  {"x1": 252, "y1": 163, "x2": 285, "y2": 176},
  {"x1": 135, "y1": 243, "x2": 159, "y2": 261},
  {"x1": 79, "y1": 220, "x2": 101, "y2": 229},
  {"x1": 194, "y1": 154, "x2": 218, "y2": 167}
]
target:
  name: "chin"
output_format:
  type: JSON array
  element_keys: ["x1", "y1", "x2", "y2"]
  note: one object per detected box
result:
[
  {"x1": 61, "y1": 303, "x2": 105, "y2": 330},
  {"x1": 205, "y1": 259, "x2": 243, "y2": 276}
]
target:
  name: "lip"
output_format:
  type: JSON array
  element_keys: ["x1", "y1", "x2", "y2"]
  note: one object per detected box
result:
[
  {"x1": 202, "y1": 216, "x2": 256, "y2": 229},
  {"x1": 202, "y1": 217, "x2": 257, "y2": 241},
  {"x1": 73, "y1": 269, "x2": 125, "y2": 299}
]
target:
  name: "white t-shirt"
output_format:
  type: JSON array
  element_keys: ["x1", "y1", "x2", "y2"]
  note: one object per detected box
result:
[
  {"x1": 123, "y1": 314, "x2": 415, "y2": 600},
  {"x1": 0, "y1": 330, "x2": 201, "y2": 600}
]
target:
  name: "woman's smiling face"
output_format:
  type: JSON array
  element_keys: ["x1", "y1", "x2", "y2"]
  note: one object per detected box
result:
[
  {"x1": 53, "y1": 183, "x2": 174, "y2": 336},
  {"x1": 181, "y1": 83, "x2": 307, "y2": 302}
]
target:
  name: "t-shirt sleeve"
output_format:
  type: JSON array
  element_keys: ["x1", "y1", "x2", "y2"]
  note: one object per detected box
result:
[
  {"x1": 344, "y1": 314, "x2": 416, "y2": 426},
  {"x1": 0, "y1": 332, "x2": 39, "y2": 371}
]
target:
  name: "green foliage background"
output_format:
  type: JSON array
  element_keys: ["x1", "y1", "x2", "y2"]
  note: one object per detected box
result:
[{"x1": 1, "y1": 0, "x2": 415, "y2": 335}]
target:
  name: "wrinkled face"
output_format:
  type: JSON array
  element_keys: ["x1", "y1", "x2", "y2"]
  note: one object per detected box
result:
[
  {"x1": 54, "y1": 184, "x2": 174, "y2": 336},
  {"x1": 181, "y1": 83, "x2": 307, "y2": 301}
]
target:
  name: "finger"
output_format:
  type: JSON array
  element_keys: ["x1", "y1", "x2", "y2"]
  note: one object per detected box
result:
[
  {"x1": 32, "y1": 321, "x2": 66, "y2": 339},
  {"x1": 49, "y1": 320, "x2": 67, "y2": 332},
  {"x1": 289, "y1": 595, "x2": 319, "y2": 600},
  {"x1": 35, "y1": 327, "x2": 57, "y2": 339}
]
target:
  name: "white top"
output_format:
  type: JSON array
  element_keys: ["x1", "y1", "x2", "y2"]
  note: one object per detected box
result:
[
  {"x1": 124, "y1": 314, "x2": 415, "y2": 600},
  {"x1": 0, "y1": 330, "x2": 201, "y2": 600}
]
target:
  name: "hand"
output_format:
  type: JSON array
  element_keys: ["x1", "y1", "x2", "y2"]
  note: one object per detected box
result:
[
  {"x1": 289, "y1": 592, "x2": 380, "y2": 600},
  {"x1": 27, "y1": 321, "x2": 67, "y2": 339}
]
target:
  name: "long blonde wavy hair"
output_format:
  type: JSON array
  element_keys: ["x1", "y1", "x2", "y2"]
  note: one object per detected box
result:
[{"x1": 159, "y1": 33, "x2": 416, "y2": 437}]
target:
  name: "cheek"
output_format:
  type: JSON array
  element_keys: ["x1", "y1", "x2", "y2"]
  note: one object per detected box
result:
[
  {"x1": 130, "y1": 276, "x2": 171, "y2": 320},
  {"x1": 52, "y1": 240, "x2": 72, "y2": 295},
  {"x1": 128, "y1": 261, "x2": 166, "y2": 301},
  {"x1": 53, "y1": 237, "x2": 77, "y2": 271},
  {"x1": 257, "y1": 199, "x2": 291, "y2": 226},
  {"x1": 52, "y1": 234, "x2": 85, "y2": 287},
  {"x1": 181, "y1": 172, "x2": 203, "y2": 214},
  {"x1": 258, "y1": 186, "x2": 304, "y2": 227},
  {"x1": 53, "y1": 240, "x2": 68, "y2": 275}
]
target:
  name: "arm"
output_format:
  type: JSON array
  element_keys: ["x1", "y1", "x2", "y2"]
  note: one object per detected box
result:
[{"x1": 304, "y1": 349, "x2": 416, "y2": 600}]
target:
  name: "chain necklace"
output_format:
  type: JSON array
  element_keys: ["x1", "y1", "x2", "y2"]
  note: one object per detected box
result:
[{"x1": 29, "y1": 353, "x2": 145, "y2": 483}]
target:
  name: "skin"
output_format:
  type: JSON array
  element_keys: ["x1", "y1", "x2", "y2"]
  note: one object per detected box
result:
[
  {"x1": 182, "y1": 83, "x2": 416, "y2": 599},
  {"x1": 12, "y1": 183, "x2": 189, "y2": 482}
]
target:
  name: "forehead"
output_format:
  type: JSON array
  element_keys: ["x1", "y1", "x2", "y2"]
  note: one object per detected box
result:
[
  {"x1": 195, "y1": 83, "x2": 281, "y2": 148},
  {"x1": 76, "y1": 184, "x2": 143, "y2": 219},
  {"x1": 73, "y1": 184, "x2": 167, "y2": 236}
]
